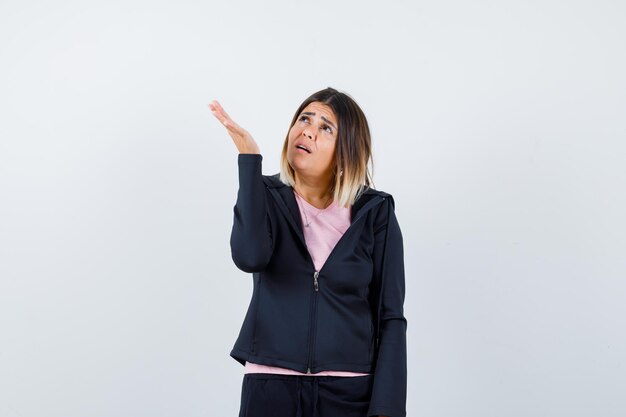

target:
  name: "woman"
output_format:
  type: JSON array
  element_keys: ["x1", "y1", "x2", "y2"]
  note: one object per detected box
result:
[{"x1": 209, "y1": 87, "x2": 407, "y2": 417}]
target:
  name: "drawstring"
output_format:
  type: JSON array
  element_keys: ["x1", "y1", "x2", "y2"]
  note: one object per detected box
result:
[
  {"x1": 295, "y1": 378, "x2": 303, "y2": 417},
  {"x1": 312, "y1": 377, "x2": 319, "y2": 417},
  {"x1": 295, "y1": 376, "x2": 320, "y2": 417}
]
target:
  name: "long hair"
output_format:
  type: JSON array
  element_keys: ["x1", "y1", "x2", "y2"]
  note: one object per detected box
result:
[{"x1": 279, "y1": 87, "x2": 375, "y2": 208}]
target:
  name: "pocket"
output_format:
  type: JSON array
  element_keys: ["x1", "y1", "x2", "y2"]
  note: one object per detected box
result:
[
  {"x1": 239, "y1": 374, "x2": 299, "y2": 417},
  {"x1": 321, "y1": 375, "x2": 374, "y2": 412}
]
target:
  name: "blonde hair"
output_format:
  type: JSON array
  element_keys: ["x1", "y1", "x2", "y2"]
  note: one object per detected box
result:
[{"x1": 279, "y1": 87, "x2": 375, "y2": 208}]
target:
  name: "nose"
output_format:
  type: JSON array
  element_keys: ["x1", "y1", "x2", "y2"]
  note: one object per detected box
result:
[{"x1": 302, "y1": 128, "x2": 314, "y2": 140}]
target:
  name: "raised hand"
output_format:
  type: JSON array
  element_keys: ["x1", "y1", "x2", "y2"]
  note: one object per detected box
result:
[{"x1": 208, "y1": 100, "x2": 261, "y2": 155}]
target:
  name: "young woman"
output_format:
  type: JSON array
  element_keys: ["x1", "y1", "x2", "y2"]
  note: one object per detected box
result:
[{"x1": 209, "y1": 87, "x2": 407, "y2": 417}]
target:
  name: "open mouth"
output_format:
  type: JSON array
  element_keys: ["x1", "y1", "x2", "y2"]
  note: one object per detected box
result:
[{"x1": 296, "y1": 145, "x2": 311, "y2": 154}]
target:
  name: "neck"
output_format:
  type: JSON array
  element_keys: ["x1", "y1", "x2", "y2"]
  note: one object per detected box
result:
[{"x1": 293, "y1": 173, "x2": 334, "y2": 208}]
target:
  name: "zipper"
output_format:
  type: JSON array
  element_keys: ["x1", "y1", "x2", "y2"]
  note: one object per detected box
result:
[
  {"x1": 306, "y1": 270, "x2": 320, "y2": 373},
  {"x1": 303, "y1": 198, "x2": 384, "y2": 373},
  {"x1": 267, "y1": 189, "x2": 386, "y2": 374}
]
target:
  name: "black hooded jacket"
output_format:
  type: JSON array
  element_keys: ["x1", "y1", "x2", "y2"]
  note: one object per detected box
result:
[{"x1": 229, "y1": 153, "x2": 407, "y2": 417}]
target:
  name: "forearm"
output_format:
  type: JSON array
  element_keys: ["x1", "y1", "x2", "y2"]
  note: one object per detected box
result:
[{"x1": 229, "y1": 153, "x2": 274, "y2": 272}]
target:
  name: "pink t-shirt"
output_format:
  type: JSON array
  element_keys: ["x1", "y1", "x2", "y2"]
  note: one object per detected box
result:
[{"x1": 244, "y1": 189, "x2": 370, "y2": 377}]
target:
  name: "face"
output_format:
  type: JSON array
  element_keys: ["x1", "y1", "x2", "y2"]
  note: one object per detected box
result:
[{"x1": 286, "y1": 101, "x2": 339, "y2": 181}]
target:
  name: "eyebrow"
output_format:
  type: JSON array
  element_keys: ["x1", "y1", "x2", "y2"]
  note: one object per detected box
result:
[{"x1": 301, "y1": 112, "x2": 337, "y2": 131}]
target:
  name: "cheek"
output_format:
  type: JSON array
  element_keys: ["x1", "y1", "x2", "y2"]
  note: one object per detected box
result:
[
  {"x1": 324, "y1": 140, "x2": 337, "y2": 155},
  {"x1": 286, "y1": 132, "x2": 295, "y2": 147},
  {"x1": 320, "y1": 144, "x2": 336, "y2": 162}
]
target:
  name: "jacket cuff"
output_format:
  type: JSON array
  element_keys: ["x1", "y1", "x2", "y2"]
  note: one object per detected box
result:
[
  {"x1": 238, "y1": 153, "x2": 262, "y2": 161},
  {"x1": 368, "y1": 406, "x2": 406, "y2": 417}
]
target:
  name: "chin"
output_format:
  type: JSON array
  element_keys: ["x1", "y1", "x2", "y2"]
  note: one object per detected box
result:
[{"x1": 288, "y1": 154, "x2": 309, "y2": 170}]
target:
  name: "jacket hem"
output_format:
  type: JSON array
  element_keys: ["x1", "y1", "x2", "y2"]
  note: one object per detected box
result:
[
  {"x1": 230, "y1": 347, "x2": 308, "y2": 372},
  {"x1": 230, "y1": 347, "x2": 374, "y2": 373}
]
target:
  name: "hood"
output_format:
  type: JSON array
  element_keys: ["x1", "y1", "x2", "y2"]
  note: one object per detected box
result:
[{"x1": 262, "y1": 172, "x2": 390, "y2": 244}]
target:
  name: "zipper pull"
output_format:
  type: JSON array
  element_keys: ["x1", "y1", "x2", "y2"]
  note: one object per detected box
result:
[
  {"x1": 313, "y1": 271, "x2": 319, "y2": 291},
  {"x1": 307, "y1": 367, "x2": 311, "y2": 374}
]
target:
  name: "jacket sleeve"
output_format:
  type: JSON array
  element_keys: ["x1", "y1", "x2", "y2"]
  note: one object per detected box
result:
[
  {"x1": 229, "y1": 153, "x2": 274, "y2": 273},
  {"x1": 367, "y1": 196, "x2": 408, "y2": 417}
]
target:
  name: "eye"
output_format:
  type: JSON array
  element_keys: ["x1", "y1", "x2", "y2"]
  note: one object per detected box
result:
[{"x1": 298, "y1": 115, "x2": 333, "y2": 134}]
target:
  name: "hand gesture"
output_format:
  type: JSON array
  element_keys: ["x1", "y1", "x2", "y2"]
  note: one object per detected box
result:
[{"x1": 208, "y1": 100, "x2": 261, "y2": 155}]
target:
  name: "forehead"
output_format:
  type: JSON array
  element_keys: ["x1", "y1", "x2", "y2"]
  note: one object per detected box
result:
[{"x1": 301, "y1": 102, "x2": 337, "y2": 123}]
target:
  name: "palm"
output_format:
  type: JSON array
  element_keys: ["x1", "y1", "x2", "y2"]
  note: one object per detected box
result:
[{"x1": 208, "y1": 99, "x2": 260, "y2": 154}]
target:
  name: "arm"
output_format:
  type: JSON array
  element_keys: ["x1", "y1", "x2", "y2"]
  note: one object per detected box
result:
[
  {"x1": 229, "y1": 153, "x2": 274, "y2": 272},
  {"x1": 208, "y1": 100, "x2": 271, "y2": 272},
  {"x1": 367, "y1": 196, "x2": 408, "y2": 417}
]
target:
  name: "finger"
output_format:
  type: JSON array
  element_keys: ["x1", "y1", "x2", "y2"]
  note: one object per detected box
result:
[
  {"x1": 211, "y1": 100, "x2": 235, "y2": 122},
  {"x1": 208, "y1": 101, "x2": 224, "y2": 117},
  {"x1": 209, "y1": 103, "x2": 230, "y2": 127},
  {"x1": 210, "y1": 108, "x2": 232, "y2": 127},
  {"x1": 209, "y1": 100, "x2": 245, "y2": 134}
]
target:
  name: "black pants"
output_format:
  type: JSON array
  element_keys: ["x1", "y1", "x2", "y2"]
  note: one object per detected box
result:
[{"x1": 238, "y1": 373, "x2": 374, "y2": 417}]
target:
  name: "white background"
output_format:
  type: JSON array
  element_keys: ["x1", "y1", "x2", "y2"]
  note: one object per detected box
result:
[{"x1": 1, "y1": 0, "x2": 625, "y2": 416}]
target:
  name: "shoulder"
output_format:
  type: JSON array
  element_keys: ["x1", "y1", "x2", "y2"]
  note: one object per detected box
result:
[
  {"x1": 263, "y1": 174, "x2": 394, "y2": 202},
  {"x1": 262, "y1": 173, "x2": 283, "y2": 189},
  {"x1": 362, "y1": 186, "x2": 395, "y2": 213},
  {"x1": 365, "y1": 188, "x2": 399, "y2": 235},
  {"x1": 260, "y1": 172, "x2": 397, "y2": 217},
  {"x1": 363, "y1": 187, "x2": 394, "y2": 203}
]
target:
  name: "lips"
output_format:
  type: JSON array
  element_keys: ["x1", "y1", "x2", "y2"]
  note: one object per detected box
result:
[{"x1": 295, "y1": 141, "x2": 312, "y2": 154}]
